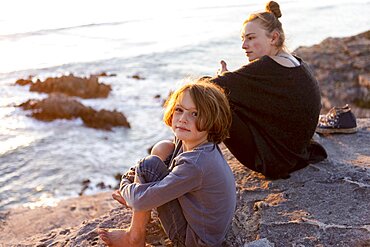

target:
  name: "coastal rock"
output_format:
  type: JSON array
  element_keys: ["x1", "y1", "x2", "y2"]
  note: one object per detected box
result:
[
  {"x1": 15, "y1": 78, "x2": 33, "y2": 86},
  {"x1": 16, "y1": 74, "x2": 112, "y2": 99},
  {"x1": 1, "y1": 118, "x2": 368, "y2": 246},
  {"x1": 294, "y1": 30, "x2": 370, "y2": 117},
  {"x1": 19, "y1": 93, "x2": 130, "y2": 130}
]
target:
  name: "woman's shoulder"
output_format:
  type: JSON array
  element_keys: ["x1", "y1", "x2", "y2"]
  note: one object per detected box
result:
[{"x1": 238, "y1": 56, "x2": 276, "y2": 71}]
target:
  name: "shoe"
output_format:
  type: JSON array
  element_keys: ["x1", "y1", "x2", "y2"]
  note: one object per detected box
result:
[{"x1": 316, "y1": 104, "x2": 357, "y2": 134}]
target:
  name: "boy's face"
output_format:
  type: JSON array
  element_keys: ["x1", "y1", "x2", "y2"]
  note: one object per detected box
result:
[{"x1": 171, "y1": 90, "x2": 208, "y2": 151}]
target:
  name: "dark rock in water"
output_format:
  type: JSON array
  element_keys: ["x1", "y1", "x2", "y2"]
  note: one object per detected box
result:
[
  {"x1": 82, "y1": 179, "x2": 91, "y2": 186},
  {"x1": 19, "y1": 93, "x2": 130, "y2": 130},
  {"x1": 96, "y1": 182, "x2": 111, "y2": 190},
  {"x1": 294, "y1": 30, "x2": 370, "y2": 117},
  {"x1": 15, "y1": 79, "x2": 33, "y2": 86},
  {"x1": 95, "y1": 72, "x2": 117, "y2": 77},
  {"x1": 16, "y1": 74, "x2": 111, "y2": 99},
  {"x1": 82, "y1": 109, "x2": 131, "y2": 130},
  {"x1": 129, "y1": 74, "x2": 145, "y2": 80}
]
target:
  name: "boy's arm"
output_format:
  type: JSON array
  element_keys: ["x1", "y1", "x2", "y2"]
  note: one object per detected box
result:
[
  {"x1": 120, "y1": 157, "x2": 202, "y2": 211},
  {"x1": 119, "y1": 166, "x2": 135, "y2": 191}
]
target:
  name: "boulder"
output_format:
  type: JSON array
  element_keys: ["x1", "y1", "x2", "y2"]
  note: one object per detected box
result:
[
  {"x1": 16, "y1": 74, "x2": 111, "y2": 99},
  {"x1": 15, "y1": 78, "x2": 33, "y2": 86},
  {"x1": 294, "y1": 30, "x2": 370, "y2": 117},
  {"x1": 19, "y1": 94, "x2": 130, "y2": 130}
]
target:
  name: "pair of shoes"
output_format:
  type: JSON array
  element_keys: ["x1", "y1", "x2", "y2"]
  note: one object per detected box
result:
[{"x1": 316, "y1": 104, "x2": 357, "y2": 134}]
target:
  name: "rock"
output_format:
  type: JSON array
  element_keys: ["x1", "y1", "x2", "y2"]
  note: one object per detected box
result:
[
  {"x1": 17, "y1": 74, "x2": 112, "y2": 99},
  {"x1": 129, "y1": 74, "x2": 145, "y2": 80},
  {"x1": 224, "y1": 118, "x2": 370, "y2": 246},
  {"x1": 244, "y1": 238, "x2": 275, "y2": 247},
  {"x1": 358, "y1": 74, "x2": 370, "y2": 88},
  {"x1": 294, "y1": 30, "x2": 370, "y2": 117},
  {"x1": 15, "y1": 78, "x2": 33, "y2": 86},
  {"x1": 19, "y1": 94, "x2": 130, "y2": 130},
  {"x1": 95, "y1": 72, "x2": 117, "y2": 77},
  {"x1": 82, "y1": 109, "x2": 131, "y2": 130},
  {"x1": 1, "y1": 119, "x2": 368, "y2": 246}
]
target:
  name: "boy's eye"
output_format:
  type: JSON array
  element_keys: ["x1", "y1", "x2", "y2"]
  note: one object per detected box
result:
[{"x1": 174, "y1": 107, "x2": 183, "y2": 113}]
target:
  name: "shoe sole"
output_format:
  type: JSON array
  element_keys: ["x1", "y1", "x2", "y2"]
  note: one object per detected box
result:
[{"x1": 315, "y1": 127, "x2": 357, "y2": 134}]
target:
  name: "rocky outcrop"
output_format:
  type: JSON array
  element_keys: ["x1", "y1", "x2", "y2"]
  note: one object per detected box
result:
[
  {"x1": 16, "y1": 74, "x2": 111, "y2": 99},
  {"x1": 19, "y1": 94, "x2": 130, "y2": 130},
  {"x1": 1, "y1": 119, "x2": 368, "y2": 246},
  {"x1": 223, "y1": 120, "x2": 370, "y2": 246},
  {"x1": 294, "y1": 30, "x2": 370, "y2": 117}
]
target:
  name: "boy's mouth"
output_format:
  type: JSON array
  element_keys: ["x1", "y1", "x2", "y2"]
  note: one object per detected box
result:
[{"x1": 176, "y1": 126, "x2": 190, "y2": 132}]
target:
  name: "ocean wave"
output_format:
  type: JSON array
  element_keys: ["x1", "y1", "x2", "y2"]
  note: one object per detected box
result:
[{"x1": 0, "y1": 20, "x2": 140, "y2": 41}]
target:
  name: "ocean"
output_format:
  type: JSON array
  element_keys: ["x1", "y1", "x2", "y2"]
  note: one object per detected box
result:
[{"x1": 0, "y1": 0, "x2": 369, "y2": 209}]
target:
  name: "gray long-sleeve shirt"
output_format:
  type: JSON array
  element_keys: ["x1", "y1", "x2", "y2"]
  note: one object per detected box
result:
[{"x1": 120, "y1": 142, "x2": 236, "y2": 247}]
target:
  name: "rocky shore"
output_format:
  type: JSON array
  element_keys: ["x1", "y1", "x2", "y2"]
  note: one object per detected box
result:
[
  {"x1": 0, "y1": 119, "x2": 369, "y2": 246},
  {"x1": 294, "y1": 30, "x2": 370, "y2": 117},
  {"x1": 1, "y1": 31, "x2": 369, "y2": 246}
]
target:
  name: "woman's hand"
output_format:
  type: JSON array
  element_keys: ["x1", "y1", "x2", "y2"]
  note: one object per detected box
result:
[{"x1": 217, "y1": 60, "x2": 228, "y2": 76}]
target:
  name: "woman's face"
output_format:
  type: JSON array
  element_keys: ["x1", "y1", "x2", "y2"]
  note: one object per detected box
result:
[{"x1": 241, "y1": 21, "x2": 276, "y2": 62}]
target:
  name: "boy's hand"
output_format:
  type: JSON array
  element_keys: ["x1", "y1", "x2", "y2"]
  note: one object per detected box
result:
[
  {"x1": 122, "y1": 167, "x2": 135, "y2": 183},
  {"x1": 112, "y1": 190, "x2": 130, "y2": 208}
]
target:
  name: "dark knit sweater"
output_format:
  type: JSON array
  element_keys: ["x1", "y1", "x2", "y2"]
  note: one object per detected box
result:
[{"x1": 211, "y1": 55, "x2": 322, "y2": 178}]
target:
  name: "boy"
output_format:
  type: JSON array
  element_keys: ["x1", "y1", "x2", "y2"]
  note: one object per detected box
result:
[{"x1": 98, "y1": 79, "x2": 236, "y2": 247}]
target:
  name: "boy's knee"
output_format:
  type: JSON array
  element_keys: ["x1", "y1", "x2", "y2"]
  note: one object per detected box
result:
[
  {"x1": 151, "y1": 140, "x2": 175, "y2": 161},
  {"x1": 136, "y1": 155, "x2": 168, "y2": 183}
]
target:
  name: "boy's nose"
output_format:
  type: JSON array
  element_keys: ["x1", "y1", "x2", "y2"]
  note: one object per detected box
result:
[{"x1": 179, "y1": 112, "x2": 188, "y2": 123}]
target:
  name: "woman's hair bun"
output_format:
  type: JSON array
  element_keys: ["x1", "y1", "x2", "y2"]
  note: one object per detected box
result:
[{"x1": 265, "y1": 1, "x2": 282, "y2": 18}]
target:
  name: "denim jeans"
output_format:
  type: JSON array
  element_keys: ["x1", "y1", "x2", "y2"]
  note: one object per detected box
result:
[{"x1": 135, "y1": 155, "x2": 187, "y2": 247}]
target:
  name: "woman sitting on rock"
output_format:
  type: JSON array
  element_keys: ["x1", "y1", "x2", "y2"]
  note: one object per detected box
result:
[{"x1": 211, "y1": 1, "x2": 327, "y2": 179}]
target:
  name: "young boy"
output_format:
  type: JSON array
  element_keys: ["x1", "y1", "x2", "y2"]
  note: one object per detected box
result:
[{"x1": 98, "y1": 79, "x2": 236, "y2": 247}]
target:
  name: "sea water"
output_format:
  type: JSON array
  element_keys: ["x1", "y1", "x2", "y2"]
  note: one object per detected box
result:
[{"x1": 0, "y1": 0, "x2": 369, "y2": 209}]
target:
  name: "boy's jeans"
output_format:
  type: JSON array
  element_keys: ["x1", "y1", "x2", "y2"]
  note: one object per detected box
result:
[{"x1": 134, "y1": 155, "x2": 187, "y2": 246}]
